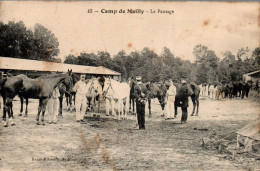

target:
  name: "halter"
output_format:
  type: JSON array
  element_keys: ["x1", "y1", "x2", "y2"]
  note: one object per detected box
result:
[{"x1": 103, "y1": 80, "x2": 114, "y2": 98}]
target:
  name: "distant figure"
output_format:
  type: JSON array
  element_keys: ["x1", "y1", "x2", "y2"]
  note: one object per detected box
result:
[
  {"x1": 213, "y1": 85, "x2": 218, "y2": 100},
  {"x1": 165, "y1": 79, "x2": 176, "y2": 120},
  {"x1": 47, "y1": 86, "x2": 60, "y2": 124},
  {"x1": 73, "y1": 74, "x2": 88, "y2": 123},
  {"x1": 205, "y1": 84, "x2": 209, "y2": 97},
  {"x1": 209, "y1": 84, "x2": 215, "y2": 99},
  {"x1": 133, "y1": 76, "x2": 148, "y2": 130}
]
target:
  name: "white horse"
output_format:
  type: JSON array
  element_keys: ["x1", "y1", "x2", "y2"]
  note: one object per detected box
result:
[
  {"x1": 85, "y1": 77, "x2": 103, "y2": 113},
  {"x1": 103, "y1": 78, "x2": 130, "y2": 120}
]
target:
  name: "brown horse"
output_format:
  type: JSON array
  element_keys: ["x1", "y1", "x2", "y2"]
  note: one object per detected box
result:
[
  {"x1": 173, "y1": 83, "x2": 200, "y2": 116},
  {"x1": 128, "y1": 77, "x2": 137, "y2": 114},
  {"x1": 3, "y1": 70, "x2": 73, "y2": 126},
  {"x1": 146, "y1": 82, "x2": 168, "y2": 117},
  {"x1": 58, "y1": 73, "x2": 78, "y2": 116}
]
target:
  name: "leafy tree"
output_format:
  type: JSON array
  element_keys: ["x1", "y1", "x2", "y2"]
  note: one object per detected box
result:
[{"x1": 0, "y1": 21, "x2": 61, "y2": 62}]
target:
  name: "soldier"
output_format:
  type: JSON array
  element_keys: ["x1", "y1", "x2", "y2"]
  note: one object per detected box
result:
[
  {"x1": 176, "y1": 77, "x2": 190, "y2": 124},
  {"x1": 133, "y1": 76, "x2": 148, "y2": 130},
  {"x1": 73, "y1": 74, "x2": 88, "y2": 122}
]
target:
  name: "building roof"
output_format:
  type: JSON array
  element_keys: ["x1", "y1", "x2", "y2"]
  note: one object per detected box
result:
[
  {"x1": 237, "y1": 118, "x2": 260, "y2": 141},
  {"x1": 243, "y1": 70, "x2": 260, "y2": 78},
  {"x1": 0, "y1": 57, "x2": 121, "y2": 76}
]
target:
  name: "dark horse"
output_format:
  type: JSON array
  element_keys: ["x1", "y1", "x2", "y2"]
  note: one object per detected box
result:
[
  {"x1": 173, "y1": 83, "x2": 200, "y2": 116},
  {"x1": 3, "y1": 70, "x2": 73, "y2": 126},
  {"x1": 18, "y1": 72, "x2": 75, "y2": 117},
  {"x1": 146, "y1": 82, "x2": 168, "y2": 117},
  {"x1": 58, "y1": 73, "x2": 78, "y2": 116},
  {"x1": 128, "y1": 77, "x2": 137, "y2": 114}
]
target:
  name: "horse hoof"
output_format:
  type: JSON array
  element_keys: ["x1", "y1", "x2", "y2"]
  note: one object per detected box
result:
[
  {"x1": 42, "y1": 123, "x2": 45, "y2": 126},
  {"x1": 4, "y1": 124, "x2": 8, "y2": 127},
  {"x1": 18, "y1": 114, "x2": 22, "y2": 116},
  {"x1": 37, "y1": 123, "x2": 40, "y2": 125},
  {"x1": 11, "y1": 123, "x2": 15, "y2": 126}
]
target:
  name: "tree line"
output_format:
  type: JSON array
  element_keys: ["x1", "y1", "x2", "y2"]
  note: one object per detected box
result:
[
  {"x1": 1, "y1": 21, "x2": 259, "y2": 84},
  {"x1": 64, "y1": 46, "x2": 259, "y2": 84}
]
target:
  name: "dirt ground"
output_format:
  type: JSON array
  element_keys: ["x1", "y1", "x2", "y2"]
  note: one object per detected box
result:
[{"x1": 0, "y1": 93, "x2": 259, "y2": 171}]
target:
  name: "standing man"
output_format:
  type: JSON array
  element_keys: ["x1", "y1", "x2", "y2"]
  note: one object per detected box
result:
[
  {"x1": 176, "y1": 77, "x2": 190, "y2": 124},
  {"x1": 133, "y1": 76, "x2": 148, "y2": 130},
  {"x1": 73, "y1": 74, "x2": 88, "y2": 122},
  {"x1": 47, "y1": 86, "x2": 60, "y2": 124},
  {"x1": 165, "y1": 79, "x2": 176, "y2": 120}
]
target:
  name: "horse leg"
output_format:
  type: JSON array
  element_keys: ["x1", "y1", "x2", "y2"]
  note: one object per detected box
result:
[
  {"x1": 3, "y1": 96, "x2": 7, "y2": 127},
  {"x1": 174, "y1": 104, "x2": 178, "y2": 118},
  {"x1": 6, "y1": 98, "x2": 15, "y2": 126},
  {"x1": 97, "y1": 96, "x2": 100, "y2": 113},
  {"x1": 69, "y1": 95, "x2": 73, "y2": 113},
  {"x1": 58, "y1": 95, "x2": 63, "y2": 116},
  {"x1": 25, "y1": 98, "x2": 28, "y2": 117},
  {"x1": 148, "y1": 98, "x2": 151, "y2": 117},
  {"x1": 41, "y1": 99, "x2": 48, "y2": 125},
  {"x1": 195, "y1": 97, "x2": 199, "y2": 116},
  {"x1": 111, "y1": 99, "x2": 116, "y2": 120},
  {"x1": 129, "y1": 96, "x2": 132, "y2": 113},
  {"x1": 105, "y1": 99, "x2": 110, "y2": 116},
  {"x1": 66, "y1": 95, "x2": 69, "y2": 111},
  {"x1": 19, "y1": 96, "x2": 23, "y2": 116},
  {"x1": 133, "y1": 98, "x2": 135, "y2": 114},
  {"x1": 191, "y1": 96, "x2": 196, "y2": 116},
  {"x1": 36, "y1": 99, "x2": 42, "y2": 125}
]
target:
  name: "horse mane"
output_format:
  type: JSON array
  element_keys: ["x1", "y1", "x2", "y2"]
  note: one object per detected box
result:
[{"x1": 39, "y1": 73, "x2": 66, "y2": 79}]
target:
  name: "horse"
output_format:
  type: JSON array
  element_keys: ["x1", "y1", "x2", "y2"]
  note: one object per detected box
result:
[
  {"x1": 146, "y1": 81, "x2": 168, "y2": 117},
  {"x1": 172, "y1": 82, "x2": 200, "y2": 116},
  {"x1": 128, "y1": 77, "x2": 137, "y2": 114},
  {"x1": 58, "y1": 73, "x2": 79, "y2": 115},
  {"x1": 103, "y1": 77, "x2": 130, "y2": 120},
  {"x1": 85, "y1": 77, "x2": 103, "y2": 113},
  {"x1": 3, "y1": 70, "x2": 73, "y2": 126}
]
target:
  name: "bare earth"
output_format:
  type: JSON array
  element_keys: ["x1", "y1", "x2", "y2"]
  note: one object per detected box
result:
[{"x1": 0, "y1": 94, "x2": 259, "y2": 171}]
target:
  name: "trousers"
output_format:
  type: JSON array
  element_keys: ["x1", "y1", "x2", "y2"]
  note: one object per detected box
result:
[
  {"x1": 75, "y1": 93, "x2": 87, "y2": 121},
  {"x1": 136, "y1": 101, "x2": 145, "y2": 129},
  {"x1": 166, "y1": 96, "x2": 175, "y2": 118},
  {"x1": 181, "y1": 107, "x2": 188, "y2": 122},
  {"x1": 47, "y1": 98, "x2": 59, "y2": 122}
]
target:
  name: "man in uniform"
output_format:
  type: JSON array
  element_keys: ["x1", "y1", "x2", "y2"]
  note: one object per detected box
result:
[
  {"x1": 175, "y1": 77, "x2": 190, "y2": 123},
  {"x1": 73, "y1": 74, "x2": 88, "y2": 122},
  {"x1": 133, "y1": 76, "x2": 147, "y2": 130}
]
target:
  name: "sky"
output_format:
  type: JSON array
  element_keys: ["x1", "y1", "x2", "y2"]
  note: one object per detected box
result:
[{"x1": 0, "y1": 1, "x2": 259, "y2": 62}]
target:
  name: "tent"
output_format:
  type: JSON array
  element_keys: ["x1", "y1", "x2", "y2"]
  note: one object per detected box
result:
[{"x1": 236, "y1": 118, "x2": 260, "y2": 153}]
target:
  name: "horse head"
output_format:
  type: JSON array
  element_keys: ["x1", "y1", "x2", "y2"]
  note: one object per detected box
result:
[
  {"x1": 88, "y1": 78, "x2": 103, "y2": 97},
  {"x1": 102, "y1": 77, "x2": 114, "y2": 98},
  {"x1": 63, "y1": 69, "x2": 73, "y2": 93}
]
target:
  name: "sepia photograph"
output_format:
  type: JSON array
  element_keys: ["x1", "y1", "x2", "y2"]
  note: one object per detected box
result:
[{"x1": 0, "y1": 1, "x2": 259, "y2": 170}]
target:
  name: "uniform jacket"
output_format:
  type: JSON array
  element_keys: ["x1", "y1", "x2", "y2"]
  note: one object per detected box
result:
[
  {"x1": 175, "y1": 83, "x2": 189, "y2": 107},
  {"x1": 133, "y1": 82, "x2": 148, "y2": 104}
]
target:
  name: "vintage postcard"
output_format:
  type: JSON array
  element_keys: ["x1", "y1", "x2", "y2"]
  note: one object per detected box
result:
[{"x1": 0, "y1": 1, "x2": 259, "y2": 170}]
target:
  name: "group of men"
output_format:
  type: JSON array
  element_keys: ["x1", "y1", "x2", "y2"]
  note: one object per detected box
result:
[
  {"x1": 47, "y1": 74, "x2": 191, "y2": 129},
  {"x1": 132, "y1": 76, "x2": 190, "y2": 130}
]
